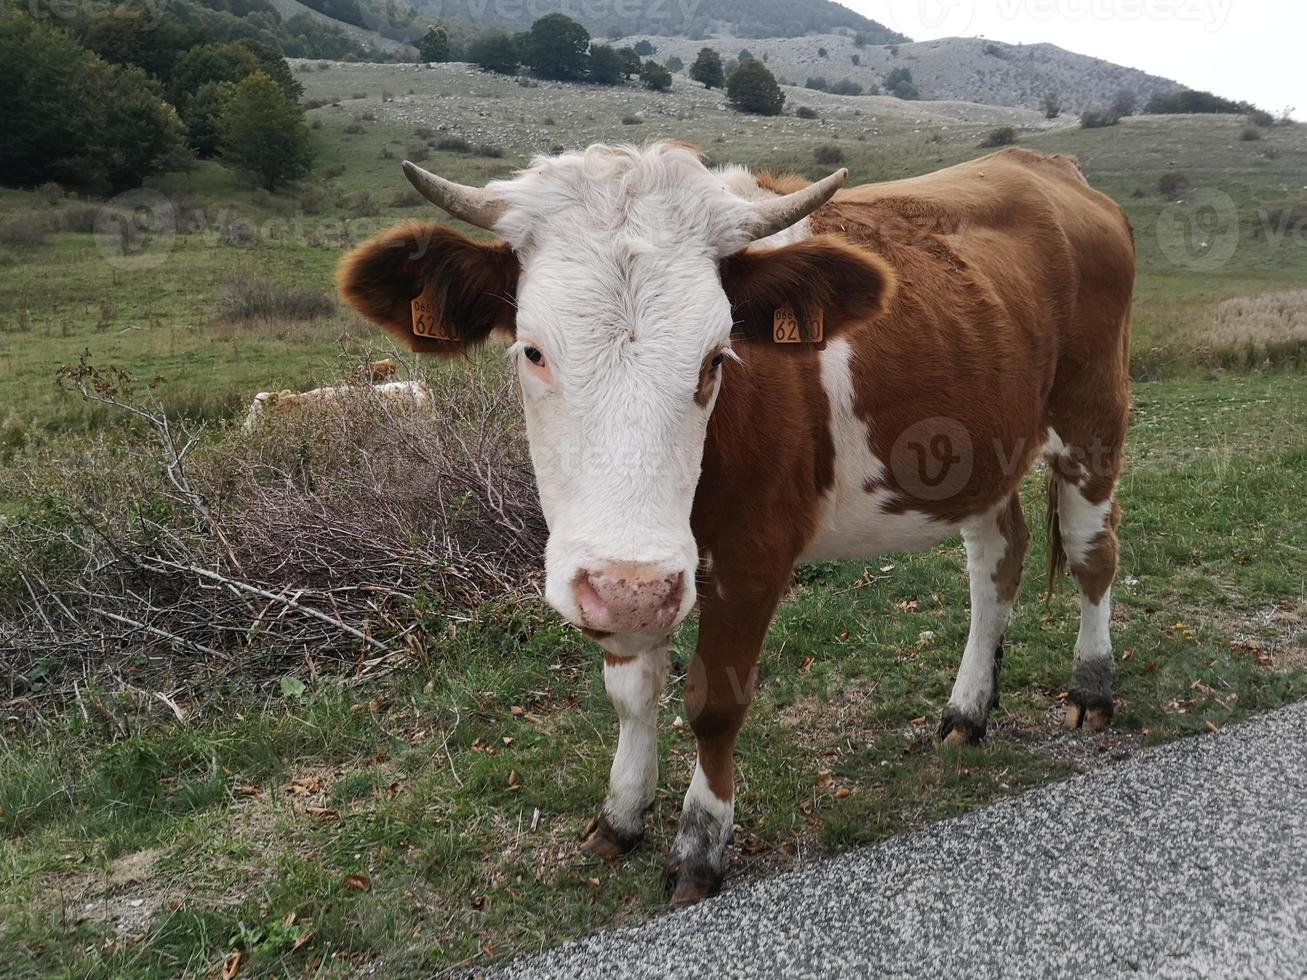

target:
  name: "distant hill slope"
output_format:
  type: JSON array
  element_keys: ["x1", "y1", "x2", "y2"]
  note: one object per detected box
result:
[
  {"x1": 266, "y1": 0, "x2": 416, "y2": 56},
  {"x1": 632, "y1": 35, "x2": 1187, "y2": 114},
  {"x1": 416, "y1": 0, "x2": 908, "y2": 41}
]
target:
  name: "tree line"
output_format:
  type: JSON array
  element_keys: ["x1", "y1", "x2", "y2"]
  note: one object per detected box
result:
[{"x1": 1, "y1": 4, "x2": 313, "y2": 193}]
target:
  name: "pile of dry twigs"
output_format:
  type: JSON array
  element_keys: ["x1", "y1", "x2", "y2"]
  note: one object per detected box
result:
[{"x1": 0, "y1": 356, "x2": 545, "y2": 699}]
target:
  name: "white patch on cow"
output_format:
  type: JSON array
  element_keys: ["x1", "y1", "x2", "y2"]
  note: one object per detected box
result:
[
  {"x1": 600, "y1": 636, "x2": 670, "y2": 834},
  {"x1": 1075, "y1": 589, "x2": 1113, "y2": 665},
  {"x1": 1057, "y1": 489, "x2": 1114, "y2": 569},
  {"x1": 948, "y1": 502, "x2": 1016, "y2": 719},
  {"x1": 799, "y1": 338, "x2": 955, "y2": 562}
]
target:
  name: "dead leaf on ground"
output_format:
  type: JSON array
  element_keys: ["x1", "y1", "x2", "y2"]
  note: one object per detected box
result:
[
  {"x1": 344, "y1": 874, "x2": 371, "y2": 893},
  {"x1": 222, "y1": 950, "x2": 242, "y2": 979}
]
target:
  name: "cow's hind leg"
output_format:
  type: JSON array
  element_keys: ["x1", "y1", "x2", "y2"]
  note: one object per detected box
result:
[
  {"x1": 938, "y1": 495, "x2": 1029, "y2": 744},
  {"x1": 1051, "y1": 464, "x2": 1122, "y2": 733},
  {"x1": 581, "y1": 634, "x2": 670, "y2": 857}
]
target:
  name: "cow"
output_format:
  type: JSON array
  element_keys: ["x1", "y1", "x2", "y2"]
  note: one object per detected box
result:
[
  {"x1": 336, "y1": 142, "x2": 1135, "y2": 906},
  {"x1": 242, "y1": 378, "x2": 432, "y2": 431}
]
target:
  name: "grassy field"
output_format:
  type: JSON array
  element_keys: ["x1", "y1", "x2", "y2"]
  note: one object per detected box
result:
[{"x1": 2, "y1": 63, "x2": 1306, "y2": 978}]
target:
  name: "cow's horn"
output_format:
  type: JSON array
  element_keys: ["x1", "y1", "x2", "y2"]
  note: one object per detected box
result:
[
  {"x1": 742, "y1": 168, "x2": 849, "y2": 242},
  {"x1": 402, "y1": 160, "x2": 508, "y2": 231}
]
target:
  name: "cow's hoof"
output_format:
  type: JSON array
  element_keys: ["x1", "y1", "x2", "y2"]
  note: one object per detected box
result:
[
  {"x1": 1063, "y1": 700, "x2": 1113, "y2": 733},
  {"x1": 936, "y1": 706, "x2": 986, "y2": 745},
  {"x1": 662, "y1": 856, "x2": 722, "y2": 907},
  {"x1": 580, "y1": 812, "x2": 642, "y2": 860}
]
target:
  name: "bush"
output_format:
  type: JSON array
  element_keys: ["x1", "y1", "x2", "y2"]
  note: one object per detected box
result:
[
  {"x1": 796, "y1": 106, "x2": 819, "y2": 119},
  {"x1": 418, "y1": 25, "x2": 449, "y2": 63},
  {"x1": 36, "y1": 182, "x2": 65, "y2": 206},
  {"x1": 474, "y1": 144, "x2": 504, "y2": 158},
  {"x1": 216, "y1": 72, "x2": 313, "y2": 191},
  {"x1": 1240, "y1": 126, "x2": 1263, "y2": 142},
  {"x1": 805, "y1": 76, "x2": 829, "y2": 92},
  {"x1": 343, "y1": 123, "x2": 366, "y2": 134},
  {"x1": 633, "y1": 39, "x2": 655, "y2": 57},
  {"x1": 1248, "y1": 109, "x2": 1275, "y2": 128},
  {"x1": 588, "y1": 44, "x2": 624, "y2": 85},
  {"x1": 0, "y1": 219, "x2": 46, "y2": 248},
  {"x1": 406, "y1": 143, "x2": 430, "y2": 161},
  {"x1": 829, "y1": 79, "x2": 863, "y2": 97},
  {"x1": 728, "y1": 58, "x2": 784, "y2": 116},
  {"x1": 884, "y1": 66, "x2": 918, "y2": 100},
  {"x1": 468, "y1": 31, "x2": 520, "y2": 75},
  {"x1": 640, "y1": 59, "x2": 672, "y2": 92},
  {"x1": 1146, "y1": 90, "x2": 1249, "y2": 115},
  {"x1": 689, "y1": 47, "x2": 724, "y2": 89},
  {"x1": 850, "y1": 54, "x2": 860, "y2": 66},
  {"x1": 665, "y1": 56, "x2": 684, "y2": 73},
  {"x1": 980, "y1": 126, "x2": 1018, "y2": 148},
  {"x1": 217, "y1": 277, "x2": 334, "y2": 321},
  {"x1": 1111, "y1": 89, "x2": 1138, "y2": 118},
  {"x1": 435, "y1": 136, "x2": 470, "y2": 152},
  {"x1": 414, "y1": 125, "x2": 435, "y2": 138},
  {"x1": 1041, "y1": 90, "x2": 1062, "y2": 120},
  {"x1": 816, "y1": 47, "x2": 827, "y2": 58},
  {"x1": 621, "y1": 114, "x2": 643, "y2": 125},
  {"x1": 1158, "y1": 171, "x2": 1190, "y2": 198},
  {"x1": 1080, "y1": 108, "x2": 1121, "y2": 129},
  {"x1": 813, "y1": 144, "x2": 844, "y2": 165},
  {"x1": 391, "y1": 189, "x2": 424, "y2": 207}
]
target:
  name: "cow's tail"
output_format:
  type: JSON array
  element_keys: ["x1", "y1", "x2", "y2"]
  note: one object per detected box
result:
[{"x1": 1045, "y1": 471, "x2": 1068, "y2": 606}]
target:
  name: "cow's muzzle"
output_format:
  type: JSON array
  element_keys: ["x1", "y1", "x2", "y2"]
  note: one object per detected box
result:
[{"x1": 571, "y1": 562, "x2": 687, "y2": 635}]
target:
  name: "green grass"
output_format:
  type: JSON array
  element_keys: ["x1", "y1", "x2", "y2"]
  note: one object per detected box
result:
[
  {"x1": 2, "y1": 65, "x2": 1307, "y2": 977},
  {"x1": 3, "y1": 371, "x2": 1305, "y2": 977}
]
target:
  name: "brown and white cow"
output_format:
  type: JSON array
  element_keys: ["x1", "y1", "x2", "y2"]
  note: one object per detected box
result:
[{"x1": 337, "y1": 142, "x2": 1134, "y2": 905}]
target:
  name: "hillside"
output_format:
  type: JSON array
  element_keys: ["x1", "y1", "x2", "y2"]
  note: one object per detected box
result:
[
  {"x1": 266, "y1": 0, "x2": 416, "y2": 56},
  {"x1": 413, "y1": 0, "x2": 908, "y2": 41},
  {"x1": 627, "y1": 34, "x2": 1187, "y2": 114}
]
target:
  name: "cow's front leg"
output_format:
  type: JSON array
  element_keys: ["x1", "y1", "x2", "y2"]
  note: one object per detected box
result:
[
  {"x1": 581, "y1": 632, "x2": 671, "y2": 858},
  {"x1": 663, "y1": 581, "x2": 780, "y2": 906}
]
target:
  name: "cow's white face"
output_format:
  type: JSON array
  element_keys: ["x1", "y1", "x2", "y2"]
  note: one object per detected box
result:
[
  {"x1": 487, "y1": 147, "x2": 756, "y2": 635},
  {"x1": 338, "y1": 142, "x2": 863, "y2": 639}
]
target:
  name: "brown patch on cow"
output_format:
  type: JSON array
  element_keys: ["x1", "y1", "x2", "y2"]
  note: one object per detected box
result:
[
  {"x1": 601, "y1": 650, "x2": 633, "y2": 667},
  {"x1": 993, "y1": 496, "x2": 1030, "y2": 604},
  {"x1": 1070, "y1": 498, "x2": 1122, "y2": 605},
  {"x1": 336, "y1": 222, "x2": 519, "y2": 355}
]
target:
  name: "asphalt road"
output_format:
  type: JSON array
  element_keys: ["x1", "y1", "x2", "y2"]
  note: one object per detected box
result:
[{"x1": 501, "y1": 701, "x2": 1307, "y2": 979}]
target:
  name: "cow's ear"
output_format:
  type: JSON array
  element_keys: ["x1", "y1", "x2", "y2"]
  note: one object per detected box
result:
[
  {"x1": 719, "y1": 235, "x2": 895, "y2": 343},
  {"x1": 337, "y1": 222, "x2": 519, "y2": 355}
]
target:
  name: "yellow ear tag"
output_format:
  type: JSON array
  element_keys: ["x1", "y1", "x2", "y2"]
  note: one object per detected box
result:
[
  {"x1": 772, "y1": 304, "x2": 824, "y2": 346},
  {"x1": 411, "y1": 280, "x2": 459, "y2": 342}
]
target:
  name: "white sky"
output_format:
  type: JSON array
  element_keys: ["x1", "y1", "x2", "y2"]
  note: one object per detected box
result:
[{"x1": 849, "y1": 0, "x2": 1301, "y2": 118}]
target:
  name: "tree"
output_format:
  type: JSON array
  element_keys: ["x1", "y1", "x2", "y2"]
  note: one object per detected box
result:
[
  {"x1": 884, "y1": 66, "x2": 918, "y2": 100},
  {"x1": 1040, "y1": 90, "x2": 1062, "y2": 119},
  {"x1": 689, "y1": 47, "x2": 724, "y2": 89},
  {"x1": 588, "y1": 44, "x2": 623, "y2": 85},
  {"x1": 169, "y1": 42, "x2": 301, "y2": 106},
  {"x1": 418, "y1": 26, "x2": 450, "y2": 62},
  {"x1": 468, "y1": 32, "x2": 520, "y2": 75},
  {"x1": 523, "y1": 13, "x2": 590, "y2": 81},
  {"x1": 664, "y1": 55, "x2": 683, "y2": 72},
  {"x1": 640, "y1": 59, "x2": 671, "y2": 92},
  {"x1": 738, "y1": 48, "x2": 753, "y2": 61},
  {"x1": 616, "y1": 46, "x2": 641, "y2": 78},
  {"x1": 853, "y1": 31, "x2": 868, "y2": 47},
  {"x1": 216, "y1": 71, "x2": 312, "y2": 190},
  {"x1": 180, "y1": 80, "x2": 237, "y2": 158},
  {"x1": 727, "y1": 58, "x2": 784, "y2": 116},
  {"x1": 632, "y1": 39, "x2": 655, "y2": 57},
  {"x1": 0, "y1": 13, "x2": 187, "y2": 192},
  {"x1": 80, "y1": 10, "x2": 203, "y2": 81},
  {"x1": 829, "y1": 79, "x2": 863, "y2": 96}
]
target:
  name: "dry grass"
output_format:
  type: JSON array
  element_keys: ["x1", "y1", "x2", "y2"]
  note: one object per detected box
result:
[{"x1": 1213, "y1": 290, "x2": 1307, "y2": 345}]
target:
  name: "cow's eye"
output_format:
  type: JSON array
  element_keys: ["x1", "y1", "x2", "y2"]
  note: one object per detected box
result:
[
  {"x1": 524, "y1": 346, "x2": 545, "y2": 366},
  {"x1": 710, "y1": 352, "x2": 724, "y2": 370}
]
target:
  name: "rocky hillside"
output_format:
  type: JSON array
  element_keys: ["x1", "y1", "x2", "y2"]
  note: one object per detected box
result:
[{"x1": 628, "y1": 34, "x2": 1187, "y2": 115}]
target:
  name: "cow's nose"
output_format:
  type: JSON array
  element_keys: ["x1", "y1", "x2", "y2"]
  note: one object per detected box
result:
[{"x1": 572, "y1": 562, "x2": 686, "y2": 634}]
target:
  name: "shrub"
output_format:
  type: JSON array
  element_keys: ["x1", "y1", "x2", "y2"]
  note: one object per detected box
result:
[
  {"x1": 829, "y1": 79, "x2": 863, "y2": 97},
  {"x1": 391, "y1": 189, "x2": 424, "y2": 207},
  {"x1": 796, "y1": 105, "x2": 819, "y2": 119},
  {"x1": 0, "y1": 219, "x2": 46, "y2": 248},
  {"x1": 324, "y1": 164, "x2": 346, "y2": 178},
  {"x1": 633, "y1": 39, "x2": 655, "y2": 57},
  {"x1": 1240, "y1": 126, "x2": 1262, "y2": 142},
  {"x1": 980, "y1": 126, "x2": 1018, "y2": 148},
  {"x1": 850, "y1": 54, "x2": 860, "y2": 66},
  {"x1": 665, "y1": 56, "x2": 683, "y2": 73},
  {"x1": 474, "y1": 144, "x2": 504, "y2": 158},
  {"x1": 217, "y1": 277, "x2": 334, "y2": 321},
  {"x1": 414, "y1": 125, "x2": 435, "y2": 138},
  {"x1": 1080, "y1": 108, "x2": 1121, "y2": 129},
  {"x1": 817, "y1": 47, "x2": 827, "y2": 58},
  {"x1": 805, "y1": 76, "x2": 829, "y2": 92},
  {"x1": 813, "y1": 144, "x2": 844, "y2": 165},
  {"x1": 468, "y1": 31, "x2": 519, "y2": 75},
  {"x1": 434, "y1": 136, "x2": 470, "y2": 152},
  {"x1": 418, "y1": 25, "x2": 449, "y2": 63},
  {"x1": 884, "y1": 66, "x2": 918, "y2": 100},
  {"x1": 350, "y1": 91, "x2": 367, "y2": 99},
  {"x1": 728, "y1": 58, "x2": 784, "y2": 116},
  {"x1": 36, "y1": 182, "x2": 65, "y2": 205},
  {"x1": 406, "y1": 142, "x2": 430, "y2": 161},
  {"x1": 1041, "y1": 90, "x2": 1062, "y2": 120},
  {"x1": 1111, "y1": 89, "x2": 1138, "y2": 118},
  {"x1": 349, "y1": 191, "x2": 381, "y2": 216},
  {"x1": 1158, "y1": 171, "x2": 1190, "y2": 198},
  {"x1": 216, "y1": 72, "x2": 313, "y2": 191},
  {"x1": 640, "y1": 59, "x2": 672, "y2": 92},
  {"x1": 342, "y1": 123, "x2": 365, "y2": 135},
  {"x1": 1248, "y1": 109, "x2": 1275, "y2": 128},
  {"x1": 588, "y1": 44, "x2": 624, "y2": 85},
  {"x1": 621, "y1": 114, "x2": 643, "y2": 125},
  {"x1": 1146, "y1": 90, "x2": 1249, "y2": 115}
]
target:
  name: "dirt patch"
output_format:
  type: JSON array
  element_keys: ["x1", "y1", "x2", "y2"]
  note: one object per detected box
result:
[
  {"x1": 43, "y1": 847, "x2": 178, "y2": 938},
  {"x1": 1234, "y1": 600, "x2": 1307, "y2": 672}
]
